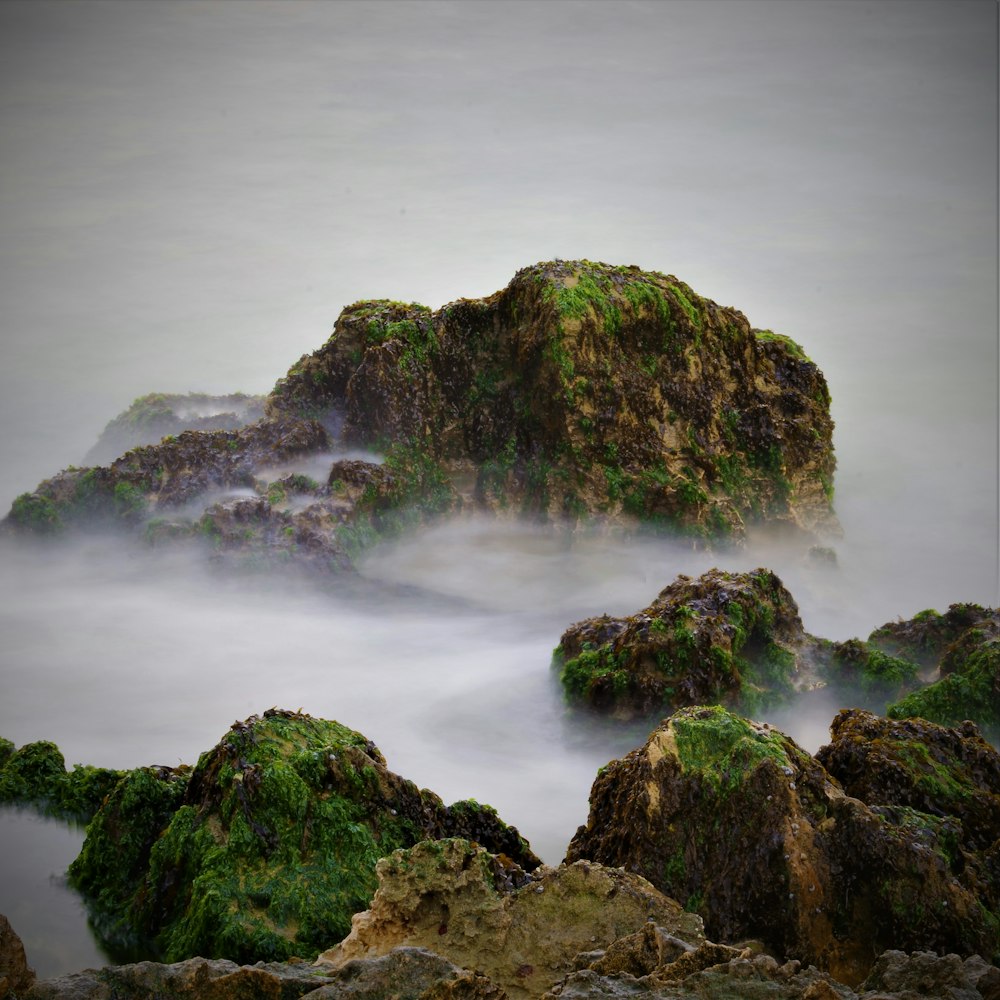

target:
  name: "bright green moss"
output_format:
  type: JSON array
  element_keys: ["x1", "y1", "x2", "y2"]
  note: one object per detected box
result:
[
  {"x1": 9, "y1": 492, "x2": 63, "y2": 533},
  {"x1": 753, "y1": 329, "x2": 810, "y2": 362}
]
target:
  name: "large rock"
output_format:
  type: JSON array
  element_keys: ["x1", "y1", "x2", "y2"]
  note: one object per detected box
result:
[
  {"x1": 267, "y1": 260, "x2": 837, "y2": 540},
  {"x1": 565, "y1": 705, "x2": 1000, "y2": 985},
  {"x1": 317, "y1": 838, "x2": 704, "y2": 1000},
  {"x1": 68, "y1": 710, "x2": 538, "y2": 965}
]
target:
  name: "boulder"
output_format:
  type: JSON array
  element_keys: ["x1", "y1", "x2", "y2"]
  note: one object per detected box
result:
[
  {"x1": 267, "y1": 261, "x2": 837, "y2": 540},
  {"x1": 565, "y1": 705, "x2": 1000, "y2": 985},
  {"x1": 317, "y1": 838, "x2": 704, "y2": 1000},
  {"x1": 69, "y1": 710, "x2": 538, "y2": 965},
  {"x1": 85, "y1": 392, "x2": 266, "y2": 466},
  {"x1": 552, "y1": 568, "x2": 809, "y2": 718},
  {"x1": 0, "y1": 914, "x2": 35, "y2": 999}
]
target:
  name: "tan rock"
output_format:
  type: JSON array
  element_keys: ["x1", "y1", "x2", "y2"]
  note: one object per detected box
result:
[{"x1": 316, "y1": 839, "x2": 703, "y2": 1000}]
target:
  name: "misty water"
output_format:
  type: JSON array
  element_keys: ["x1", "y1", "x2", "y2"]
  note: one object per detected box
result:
[{"x1": 1, "y1": 0, "x2": 996, "y2": 982}]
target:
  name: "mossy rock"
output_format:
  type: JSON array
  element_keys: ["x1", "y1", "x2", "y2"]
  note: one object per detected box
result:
[
  {"x1": 566, "y1": 705, "x2": 1000, "y2": 984},
  {"x1": 266, "y1": 260, "x2": 838, "y2": 541},
  {"x1": 886, "y1": 609, "x2": 999, "y2": 741},
  {"x1": 553, "y1": 568, "x2": 808, "y2": 719},
  {"x1": 0, "y1": 739, "x2": 124, "y2": 821},
  {"x1": 69, "y1": 709, "x2": 538, "y2": 964}
]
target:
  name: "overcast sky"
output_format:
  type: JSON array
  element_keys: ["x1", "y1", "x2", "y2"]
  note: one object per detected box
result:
[{"x1": 0, "y1": 0, "x2": 996, "y2": 596}]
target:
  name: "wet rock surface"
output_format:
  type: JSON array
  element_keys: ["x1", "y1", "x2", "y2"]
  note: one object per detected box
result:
[
  {"x1": 565, "y1": 705, "x2": 1000, "y2": 985},
  {"x1": 316, "y1": 838, "x2": 704, "y2": 1000},
  {"x1": 66, "y1": 710, "x2": 538, "y2": 965},
  {"x1": 553, "y1": 568, "x2": 808, "y2": 719}
]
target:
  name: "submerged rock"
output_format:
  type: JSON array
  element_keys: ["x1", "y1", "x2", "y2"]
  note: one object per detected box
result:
[
  {"x1": 317, "y1": 838, "x2": 703, "y2": 1000},
  {"x1": 68, "y1": 710, "x2": 538, "y2": 965},
  {"x1": 85, "y1": 392, "x2": 266, "y2": 466},
  {"x1": 553, "y1": 568, "x2": 808, "y2": 719},
  {"x1": 268, "y1": 261, "x2": 838, "y2": 541},
  {"x1": 565, "y1": 705, "x2": 1000, "y2": 985}
]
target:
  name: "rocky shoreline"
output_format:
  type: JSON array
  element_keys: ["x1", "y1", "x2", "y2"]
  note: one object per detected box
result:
[{"x1": 1, "y1": 262, "x2": 996, "y2": 997}]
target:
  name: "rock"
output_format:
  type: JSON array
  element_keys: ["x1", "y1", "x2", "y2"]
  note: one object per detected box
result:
[
  {"x1": 317, "y1": 838, "x2": 704, "y2": 1000},
  {"x1": 816, "y1": 709, "x2": 1000, "y2": 851},
  {"x1": 23, "y1": 949, "x2": 501, "y2": 1000},
  {"x1": 0, "y1": 914, "x2": 35, "y2": 999},
  {"x1": 565, "y1": 705, "x2": 1000, "y2": 986},
  {"x1": 860, "y1": 950, "x2": 1000, "y2": 999},
  {"x1": 552, "y1": 568, "x2": 810, "y2": 719},
  {"x1": 267, "y1": 261, "x2": 838, "y2": 540},
  {"x1": 0, "y1": 739, "x2": 124, "y2": 821},
  {"x1": 884, "y1": 608, "x2": 999, "y2": 743},
  {"x1": 69, "y1": 711, "x2": 538, "y2": 965},
  {"x1": 85, "y1": 392, "x2": 266, "y2": 466},
  {"x1": 3, "y1": 417, "x2": 332, "y2": 535},
  {"x1": 869, "y1": 604, "x2": 993, "y2": 669}
]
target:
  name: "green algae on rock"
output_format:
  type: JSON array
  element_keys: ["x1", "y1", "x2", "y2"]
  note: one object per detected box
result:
[
  {"x1": 553, "y1": 568, "x2": 810, "y2": 719},
  {"x1": 267, "y1": 260, "x2": 838, "y2": 541},
  {"x1": 68, "y1": 709, "x2": 538, "y2": 965},
  {"x1": 885, "y1": 607, "x2": 999, "y2": 741},
  {"x1": 0, "y1": 738, "x2": 124, "y2": 822},
  {"x1": 565, "y1": 705, "x2": 1000, "y2": 986}
]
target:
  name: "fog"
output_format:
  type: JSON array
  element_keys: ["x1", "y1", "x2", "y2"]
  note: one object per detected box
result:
[{"x1": 0, "y1": 0, "x2": 996, "y2": 978}]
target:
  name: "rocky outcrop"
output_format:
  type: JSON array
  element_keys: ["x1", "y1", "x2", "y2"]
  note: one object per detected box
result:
[
  {"x1": 317, "y1": 838, "x2": 704, "y2": 1000},
  {"x1": 553, "y1": 568, "x2": 809, "y2": 719},
  {"x1": 0, "y1": 914, "x2": 35, "y2": 999},
  {"x1": 85, "y1": 393, "x2": 266, "y2": 466},
  {"x1": 68, "y1": 710, "x2": 538, "y2": 965},
  {"x1": 0, "y1": 739, "x2": 123, "y2": 821},
  {"x1": 564, "y1": 705, "x2": 1000, "y2": 985},
  {"x1": 267, "y1": 261, "x2": 837, "y2": 541},
  {"x1": 884, "y1": 606, "x2": 999, "y2": 742}
]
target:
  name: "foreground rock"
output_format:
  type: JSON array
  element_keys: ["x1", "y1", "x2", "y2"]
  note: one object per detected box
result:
[
  {"x1": 317, "y1": 838, "x2": 704, "y2": 1000},
  {"x1": 552, "y1": 568, "x2": 921, "y2": 720},
  {"x1": 67, "y1": 710, "x2": 538, "y2": 964},
  {"x1": 565, "y1": 705, "x2": 1000, "y2": 985},
  {"x1": 0, "y1": 914, "x2": 34, "y2": 999},
  {"x1": 4, "y1": 261, "x2": 839, "y2": 571},
  {"x1": 547, "y1": 948, "x2": 1000, "y2": 999}
]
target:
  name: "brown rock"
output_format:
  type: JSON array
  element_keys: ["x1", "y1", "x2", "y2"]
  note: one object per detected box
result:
[{"x1": 0, "y1": 914, "x2": 35, "y2": 999}]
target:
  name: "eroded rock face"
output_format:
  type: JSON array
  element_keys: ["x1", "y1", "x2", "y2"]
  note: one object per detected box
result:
[
  {"x1": 553, "y1": 568, "x2": 808, "y2": 719},
  {"x1": 565, "y1": 705, "x2": 1000, "y2": 986},
  {"x1": 267, "y1": 261, "x2": 837, "y2": 540},
  {"x1": 69, "y1": 711, "x2": 538, "y2": 965},
  {"x1": 317, "y1": 838, "x2": 704, "y2": 1000}
]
